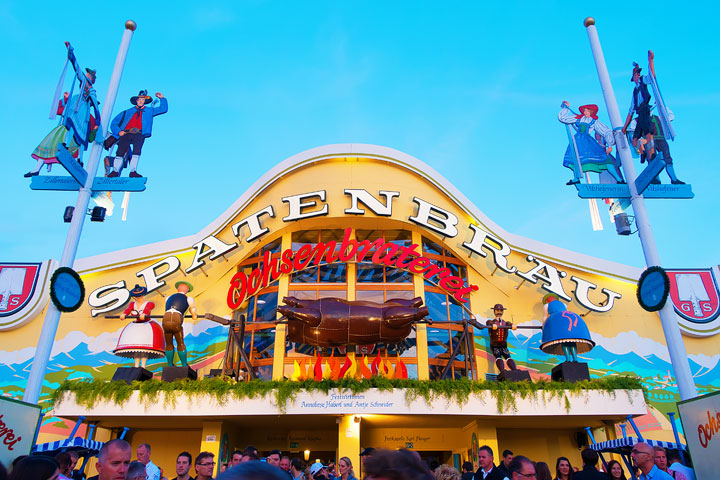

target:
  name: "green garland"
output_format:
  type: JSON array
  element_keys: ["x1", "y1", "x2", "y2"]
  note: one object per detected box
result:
[{"x1": 52, "y1": 376, "x2": 643, "y2": 414}]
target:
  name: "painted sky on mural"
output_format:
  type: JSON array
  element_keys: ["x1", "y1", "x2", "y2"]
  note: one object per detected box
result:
[{"x1": 1, "y1": 1, "x2": 718, "y2": 270}]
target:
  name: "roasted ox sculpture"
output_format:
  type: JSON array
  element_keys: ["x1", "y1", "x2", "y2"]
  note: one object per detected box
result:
[{"x1": 276, "y1": 296, "x2": 430, "y2": 347}]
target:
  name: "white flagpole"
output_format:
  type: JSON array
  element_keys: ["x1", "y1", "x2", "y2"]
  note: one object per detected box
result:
[
  {"x1": 584, "y1": 17, "x2": 697, "y2": 400},
  {"x1": 23, "y1": 21, "x2": 137, "y2": 404}
]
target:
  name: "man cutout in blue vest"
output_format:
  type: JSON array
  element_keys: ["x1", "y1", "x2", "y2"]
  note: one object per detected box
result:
[
  {"x1": 108, "y1": 90, "x2": 168, "y2": 178},
  {"x1": 162, "y1": 281, "x2": 196, "y2": 366}
]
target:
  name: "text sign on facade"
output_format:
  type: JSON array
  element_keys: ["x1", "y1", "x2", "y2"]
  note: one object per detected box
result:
[
  {"x1": 677, "y1": 390, "x2": 720, "y2": 480},
  {"x1": 0, "y1": 396, "x2": 42, "y2": 467}
]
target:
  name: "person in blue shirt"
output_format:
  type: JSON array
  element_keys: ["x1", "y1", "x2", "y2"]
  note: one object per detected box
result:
[
  {"x1": 108, "y1": 90, "x2": 168, "y2": 178},
  {"x1": 631, "y1": 442, "x2": 673, "y2": 480}
]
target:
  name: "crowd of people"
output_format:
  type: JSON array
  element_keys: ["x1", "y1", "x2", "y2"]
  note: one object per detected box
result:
[{"x1": 0, "y1": 440, "x2": 696, "y2": 480}]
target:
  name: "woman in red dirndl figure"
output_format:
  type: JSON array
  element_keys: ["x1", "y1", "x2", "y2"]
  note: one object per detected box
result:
[{"x1": 114, "y1": 284, "x2": 165, "y2": 368}]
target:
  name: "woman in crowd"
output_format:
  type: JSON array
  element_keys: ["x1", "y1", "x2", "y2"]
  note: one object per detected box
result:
[
  {"x1": 8, "y1": 456, "x2": 59, "y2": 480},
  {"x1": 434, "y1": 464, "x2": 461, "y2": 480},
  {"x1": 606, "y1": 460, "x2": 627, "y2": 480},
  {"x1": 337, "y1": 456, "x2": 358, "y2": 480},
  {"x1": 555, "y1": 457, "x2": 574, "y2": 480},
  {"x1": 535, "y1": 462, "x2": 553, "y2": 480}
]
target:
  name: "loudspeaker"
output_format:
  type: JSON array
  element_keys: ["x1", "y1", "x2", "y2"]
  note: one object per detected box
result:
[
  {"x1": 497, "y1": 369, "x2": 531, "y2": 382},
  {"x1": 575, "y1": 431, "x2": 588, "y2": 449},
  {"x1": 551, "y1": 362, "x2": 590, "y2": 383},
  {"x1": 112, "y1": 367, "x2": 153, "y2": 384},
  {"x1": 162, "y1": 366, "x2": 198, "y2": 382}
]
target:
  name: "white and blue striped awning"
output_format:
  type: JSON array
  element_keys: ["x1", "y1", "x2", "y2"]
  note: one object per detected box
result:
[
  {"x1": 33, "y1": 436, "x2": 104, "y2": 455},
  {"x1": 590, "y1": 436, "x2": 686, "y2": 454}
]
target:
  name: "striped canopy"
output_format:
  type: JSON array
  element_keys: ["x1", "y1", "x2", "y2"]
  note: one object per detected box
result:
[
  {"x1": 33, "y1": 436, "x2": 104, "y2": 456},
  {"x1": 589, "y1": 436, "x2": 686, "y2": 454}
]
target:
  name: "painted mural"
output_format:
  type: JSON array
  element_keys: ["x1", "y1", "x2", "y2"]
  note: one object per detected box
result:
[{"x1": 2, "y1": 146, "x2": 718, "y2": 444}]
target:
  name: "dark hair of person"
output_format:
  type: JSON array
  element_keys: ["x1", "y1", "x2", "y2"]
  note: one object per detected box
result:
[
  {"x1": 535, "y1": 461, "x2": 552, "y2": 480},
  {"x1": 8, "y1": 456, "x2": 58, "y2": 480},
  {"x1": 268, "y1": 449, "x2": 282, "y2": 457},
  {"x1": 508, "y1": 456, "x2": 532, "y2": 476},
  {"x1": 244, "y1": 446, "x2": 258, "y2": 456},
  {"x1": 478, "y1": 445, "x2": 494, "y2": 458},
  {"x1": 178, "y1": 451, "x2": 193, "y2": 464},
  {"x1": 55, "y1": 452, "x2": 72, "y2": 471},
  {"x1": 666, "y1": 451, "x2": 682, "y2": 464},
  {"x1": 196, "y1": 451, "x2": 215, "y2": 465},
  {"x1": 218, "y1": 461, "x2": 292, "y2": 480},
  {"x1": 555, "y1": 456, "x2": 574, "y2": 480},
  {"x1": 605, "y1": 460, "x2": 627, "y2": 480},
  {"x1": 127, "y1": 460, "x2": 147, "y2": 480},
  {"x1": 11, "y1": 457, "x2": 27, "y2": 468},
  {"x1": 362, "y1": 449, "x2": 434, "y2": 480},
  {"x1": 462, "y1": 461, "x2": 474, "y2": 473},
  {"x1": 290, "y1": 458, "x2": 303, "y2": 471},
  {"x1": 502, "y1": 450, "x2": 513, "y2": 458},
  {"x1": 580, "y1": 448, "x2": 598, "y2": 467}
]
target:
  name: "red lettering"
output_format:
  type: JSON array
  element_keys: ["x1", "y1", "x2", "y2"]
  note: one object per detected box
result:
[
  {"x1": 408, "y1": 257, "x2": 431, "y2": 273},
  {"x1": 246, "y1": 269, "x2": 263, "y2": 296},
  {"x1": 438, "y1": 276, "x2": 464, "y2": 291},
  {"x1": 294, "y1": 245, "x2": 314, "y2": 271},
  {"x1": 0, "y1": 415, "x2": 21, "y2": 451},
  {"x1": 395, "y1": 244, "x2": 420, "y2": 268},
  {"x1": 260, "y1": 251, "x2": 282, "y2": 288},
  {"x1": 338, "y1": 228, "x2": 359, "y2": 261},
  {"x1": 312, "y1": 241, "x2": 339, "y2": 266},
  {"x1": 280, "y1": 249, "x2": 294, "y2": 274},
  {"x1": 372, "y1": 243, "x2": 400, "y2": 267},
  {"x1": 227, "y1": 229, "x2": 480, "y2": 310},
  {"x1": 357, "y1": 239, "x2": 384, "y2": 262},
  {"x1": 422, "y1": 264, "x2": 452, "y2": 280},
  {"x1": 227, "y1": 271, "x2": 248, "y2": 309},
  {"x1": 699, "y1": 424, "x2": 708, "y2": 448},
  {"x1": 451, "y1": 285, "x2": 479, "y2": 304}
]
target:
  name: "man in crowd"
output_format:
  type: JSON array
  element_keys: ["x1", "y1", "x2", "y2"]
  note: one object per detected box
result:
[
  {"x1": 667, "y1": 451, "x2": 695, "y2": 480},
  {"x1": 461, "y1": 461, "x2": 474, "y2": 480},
  {"x1": 266, "y1": 450, "x2": 282, "y2": 467},
  {"x1": 289, "y1": 458, "x2": 304, "y2": 480},
  {"x1": 360, "y1": 447, "x2": 375, "y2": 473},
  {"x1": 137, "y1": 443, "x2": 161, "y2": 480},
  {"x1": 195, "y1": 452, "x2": 216, "y2": 480},
  {"x1": 127, "y1": 461, "x2": 147, "y2": 480},
  {"x1": 230, "y1": 451, "x2": 243, "y2": 467},
  {"x1": 574, "y1": 449, "x2": 606, "y2": 480},
  {"x1": 94, "y1": 439, "x2": 132, "y2": 480},
  {"x1": 507, "y1": 456, "x2": 535, "y2": 480},
  {"x1": 473, "y1": 445, "x2": 504, "y2": 480},
  {"x1": 498, "y1": 450, "x2": 513, "y2": 476},
  {"x1": 631, "y1": 442, "x2": 673, "y2": 480},
  {"x1": 173, "y1": 452, "x2": 193, "y2": 480},
  {"x1": 654, "y1": 447, "x2": 687, "y2": 480},
  {"x1": 66, "y1": 450, "x2": 81, "y2": 480},
  {"x1": 280, "y1": 456, "x2": 291, "y2": 473},
  {"x1": 56, "y1": 452, "x2": 73, "y2": 479}
]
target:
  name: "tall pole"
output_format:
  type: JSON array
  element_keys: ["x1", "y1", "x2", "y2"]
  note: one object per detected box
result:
[
  {"x1": 23, "y1": 21, "x2": 137, "y2": 404},
  {"x1": 583, "y1": 17, "x2": 697, "y2": 400}
]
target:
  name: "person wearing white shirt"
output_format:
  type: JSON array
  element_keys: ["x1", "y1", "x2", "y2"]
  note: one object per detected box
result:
[{"x1": 137, "y1": 443, "x2": 161, "y2": 480}]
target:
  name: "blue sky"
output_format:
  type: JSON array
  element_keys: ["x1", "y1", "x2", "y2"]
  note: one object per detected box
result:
[{"x1": 2, "y1": 1, "x2": 718, "y2": 270}]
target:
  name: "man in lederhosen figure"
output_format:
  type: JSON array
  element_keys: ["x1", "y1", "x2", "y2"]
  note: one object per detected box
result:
[
  {"x1": 486, "y1": 303, "x2": 517, "y2": 372},
  {"x1": 108, "y1": 89, "x2": 168, "y2": 178},
  {"x1": 163, "y1": 281, "x2": 197, "y2": 367}
]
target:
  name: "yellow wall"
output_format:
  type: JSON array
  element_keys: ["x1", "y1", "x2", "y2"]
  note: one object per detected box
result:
[
  {"x1": 497, "y1": 428, "x2": 582, "y2": 470},
  {"x1": 128, "y1": 429, "x2": 203, "y2": 479}
]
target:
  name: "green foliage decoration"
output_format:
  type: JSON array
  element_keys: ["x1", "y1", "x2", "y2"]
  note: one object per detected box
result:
[{"x1": 52, "y1": 376, "x2": 643, "y2": 414}]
